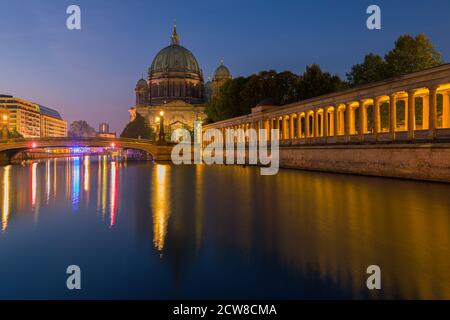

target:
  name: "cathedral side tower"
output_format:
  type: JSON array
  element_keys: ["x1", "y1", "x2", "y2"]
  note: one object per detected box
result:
[{"x1": 212, "y1": 60, "x2": 232, "y2": 98}]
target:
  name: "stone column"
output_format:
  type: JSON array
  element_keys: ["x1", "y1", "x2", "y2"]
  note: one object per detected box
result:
[
  {"x1": 270, "y1": 119, "x2": 275, "y2": 142},
  {"x1": 280, "y1": 118, "x2": 284, "y2": 139},
  {"x1": 329, "y1": 109, "x2": 334, "y2": 136},
  {"x1": 314, "y1": 109, "x2": 319, "y2": 137},
  {"x1": 390, "y1": 93, "x2": 397, "y2": 139},
  {"x1": 289, "y1": 114, "x2": 295, "y2": 139},
  {"x1": 334, "y1": 107, "x2": 339, "y2": 136},
  {"x1": 258, "y1": 120, "x2": 263, "y2": 141},
  {"x1": 298, "y1": 113, "x2": 303, "y2": 138},
  {"x1": 429, "y1": 86, "x2": 438, "y2": 138},
  {"x1": 324, "y1": 108, "x2": 329, "y2": 137},
  {"x1": 359, "y1": 100, "x2": 367, "y2": 135},
  {"x1": 443, "y1": 91, "x2": 450, "y2": 128},
  {"x1": 373, "y1": 97, "x2": 381, "y2": 135},
  {"x1": 305, "y1": 113, "x2": 310, "y2": 138},
  {"x1": 422, "y1": 96, "x2": 429, "y2": 130},
  {"x1": 408, "y1": 89, "x2": 417, "y2": 139},
  {"x1": 334, "y1": 107, "x2": 340, "y2": 136},
  {"x1": 345, "y1": 103, "x2": 352, "y2": 139},
  {"x1": 350, "y1": 103, "x2": 357, "y2": 135}
]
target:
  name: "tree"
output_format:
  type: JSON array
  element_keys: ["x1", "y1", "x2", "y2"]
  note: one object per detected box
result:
[
  {"x1": 298, "y1": 64, "x2": 346, "y2": 100},
  {"x1": 120, "y1": 113, "x2": 154, "y2": 140},
  {"x1": 206, "y1": 77, "x2": 249, "y2": 122},
  {"x1": 68, "y1": 120, "x2": 96, "y2": 137},
  {"x1": 347, "y1": 33, "x2": 444, "y2": 87},
  {"x1": 205, "y1": 65, "x2": 345, "y2": 122},
  {"x1": 274, "y1": 71, "x2": 301, "y2": 105},
  {"x1": 346, "y1": 53, "x2": 387, "y2": 86},
  {"x1": 384, "y1": 33, "x2": 443, "y2": 77}
]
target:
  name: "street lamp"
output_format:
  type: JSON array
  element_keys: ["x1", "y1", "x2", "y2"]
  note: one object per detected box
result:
[{"x1": 157, "y1": 110, "x2": 165, "y2": 143}]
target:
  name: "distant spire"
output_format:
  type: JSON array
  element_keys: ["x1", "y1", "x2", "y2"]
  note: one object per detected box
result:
[
  {"x1": 171, "y1": 21, "x2": 180, "y2": 45},
  {"x1": 220, "y1": 59, "x2": 224, "y2": 65}
]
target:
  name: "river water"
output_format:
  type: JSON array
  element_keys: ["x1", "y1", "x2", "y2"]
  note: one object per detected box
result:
[{"x1": 0, "y1": 156, "x2": 449, "y2": 299}]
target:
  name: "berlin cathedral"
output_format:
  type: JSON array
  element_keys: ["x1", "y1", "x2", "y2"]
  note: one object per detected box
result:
[{"x1": 128, "y1": 24, "x2": 232, "y2": 138}]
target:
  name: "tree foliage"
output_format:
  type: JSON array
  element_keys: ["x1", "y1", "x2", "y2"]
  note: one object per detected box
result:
[
  {"x1": 68, "y1": 120, "x2": 97, "y2": 137},
  {"x1": 346, "y1": 53, "x2": 387, "y2": 86},
  {"x1": 384, "y1": 33, "x2": 443, "y2": 77},
  {"x1": 120, "y1": 113, "x2": 154, "y2": 140},
  {"x1": 297, "y1": 64, "x2": 345, "y2": 100},
  {"x1": 206, "y1": 65, "x2": 345, "y2": 122},
  {"x1": 347, "y1": 33, "x2": 443, "y2": 86}
]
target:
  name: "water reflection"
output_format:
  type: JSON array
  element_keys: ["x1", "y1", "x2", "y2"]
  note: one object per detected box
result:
[
  {"x1": 72, "y1": 157, "x2": 80, "y2": 211},
  {"x1": 152, "y1": 164, "x2": 171, "y2": 252},
  {"x1": 30, "y1": 162, "x2": 37, "y2": 208},
  {"x1": 0, "y1": 158, "x2": 448, "y2": 299},
  {"x1": 110, "y1": 161, "x2": 118, "y2": 227},
  {"x1": 101, "y1": 156, "x2": 107, "y2": 218},
  {"x1": 1, "y1": 166, "x2": 10, "y2": 231},
  {"x1": 45, "y1": 161, "x2": 50, "y2": 203},
  {"x1": 84, "y1": 156, "x2": 90, "y2": 192}
]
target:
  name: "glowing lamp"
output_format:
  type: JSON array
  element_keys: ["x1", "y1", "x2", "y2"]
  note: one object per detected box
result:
[
  {"x1": 2, "y1": 115, "x2": 7, "y2": 121},
  {"x1": 155, "y1": 116, "x2": 160, "y2": 123},
  {"x1": 31, "y1": 142, "x2": 37, "y2": 148},
  {"x1": 111, "y1": 142, "x2": 116, "y2": 148},
  {"x1": 159, "y1": 111, "x2": 164, "y2": 116}
]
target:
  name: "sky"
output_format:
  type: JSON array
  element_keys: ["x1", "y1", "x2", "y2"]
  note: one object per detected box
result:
[{"x1": 0, "y1": 0, "x2": 449, "y2": 133}]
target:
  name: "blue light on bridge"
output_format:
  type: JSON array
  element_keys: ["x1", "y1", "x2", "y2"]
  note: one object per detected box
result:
[{"x1": 71, "y1": 147, "x2": 95, "y2": 154}]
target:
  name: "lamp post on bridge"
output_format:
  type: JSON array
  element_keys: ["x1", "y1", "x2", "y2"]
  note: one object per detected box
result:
[{"x1": 156, "y1": 110, "x2": 166, "y2": 145}]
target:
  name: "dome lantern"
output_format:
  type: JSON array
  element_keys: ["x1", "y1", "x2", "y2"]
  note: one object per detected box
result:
[{"x1": 170, "y1": 22, "x2": 180, "y2": 45}]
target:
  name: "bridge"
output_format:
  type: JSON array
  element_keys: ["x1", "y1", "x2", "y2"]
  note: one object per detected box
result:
[{"x1": 0, "y1": 137, "x2": 174, "y2": 163}]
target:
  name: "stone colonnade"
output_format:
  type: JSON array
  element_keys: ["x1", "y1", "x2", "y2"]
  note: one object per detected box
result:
[{"x1": 203, "y1": 65, "x2": 450, "y2": 145}]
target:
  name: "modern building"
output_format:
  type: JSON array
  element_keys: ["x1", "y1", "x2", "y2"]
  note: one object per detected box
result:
[
  {"x1": 39, "y1": 105, "x2": 68, "y2": 137},
  {"x1": 0, "y1": 106, "x2": 8, "y2": 139},
  {"x1": 129, "y1": 24, "x2": 231, "y2": 139},
  {"x1": 0, "y1": 95, "x2": 67, "y2": 138},
  {"x1": 97, "y1": 122, "x2": 116, "y2": 138},
  {"x1": 99, "y1": 123, "x2": 109, "y2": 133}
]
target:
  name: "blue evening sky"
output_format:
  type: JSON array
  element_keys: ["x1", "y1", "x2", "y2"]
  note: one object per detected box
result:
[{"x1": 0, "y1": 0, "x2": 449, "y2": 132}]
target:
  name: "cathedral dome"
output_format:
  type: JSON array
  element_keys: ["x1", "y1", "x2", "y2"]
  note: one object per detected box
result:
[
  {"x1": 149, "y1": 25, "x2": 201, "y2": 77},
  {"x1": 150, "y1": 45, "x2": 201, "y2": 75},
  {"x1": 145, "y1": 24, "x2": 205, "y2": 106},
  {"x1": 213, "y1": 61, "x2": 231, "y2": 80}
]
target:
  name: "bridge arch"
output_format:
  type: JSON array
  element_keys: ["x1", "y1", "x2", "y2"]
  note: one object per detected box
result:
[{"x1": 0, "y1": 137, "x2": 174, "y2": 163}]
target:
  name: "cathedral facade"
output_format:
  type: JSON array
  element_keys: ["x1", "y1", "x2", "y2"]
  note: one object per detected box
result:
[{"x1": 129, "y1": 25, "x2": 231, "y2": 139}]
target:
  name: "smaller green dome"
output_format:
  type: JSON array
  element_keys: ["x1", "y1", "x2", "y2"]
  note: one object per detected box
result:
[{"x1": 213, "y1": 61, "x2": 231, "y2": 80}]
